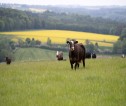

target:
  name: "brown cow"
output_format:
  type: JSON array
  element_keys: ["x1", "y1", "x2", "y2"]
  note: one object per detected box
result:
[
  {"x1": 5, "y1": 57, "x2": 11, "y2": 65},
  {"x1": 66, "y1": 40, "x2": 86, "y2": 70},
  {"x1": 56, "y1": 51, "x2": 63, "y2": 60}
]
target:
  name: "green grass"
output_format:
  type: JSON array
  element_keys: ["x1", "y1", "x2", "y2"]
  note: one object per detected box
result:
[
  {"x1": 14, "y1": 48, "x2": 68, "y2": 61},
  {"x1": 0, "y1": 58, "x2": 126, "y2": 106}
]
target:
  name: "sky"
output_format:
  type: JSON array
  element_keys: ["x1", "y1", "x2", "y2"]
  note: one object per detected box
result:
[{"x1": 0, "y1": 0, "x2": 126, "y2": 6}]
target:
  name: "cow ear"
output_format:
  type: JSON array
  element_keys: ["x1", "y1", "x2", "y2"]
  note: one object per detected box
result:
[
  {"x1": 66, "y1": 41, "x2": 69, "y2": 44},
  {"x1": 75, "y1": 41, "x2": 78, "y2": 44}
]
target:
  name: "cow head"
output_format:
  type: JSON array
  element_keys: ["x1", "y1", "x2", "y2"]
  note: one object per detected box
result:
[{"x1": 66, "y1": 40, "x2": 78, "y2": 51}]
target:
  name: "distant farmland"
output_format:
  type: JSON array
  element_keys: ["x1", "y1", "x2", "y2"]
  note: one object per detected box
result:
[{"x1": 0, "y1": 30, "x2": 119, "y2": 47}]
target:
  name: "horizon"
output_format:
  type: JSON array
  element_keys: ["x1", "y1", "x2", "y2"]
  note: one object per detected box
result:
[
  {"x1": 0, "y1": 0, "x2": 126, "y2": 6},
  {"x1": 0, "y1": 3, "x2": 126, "y2": 7}
]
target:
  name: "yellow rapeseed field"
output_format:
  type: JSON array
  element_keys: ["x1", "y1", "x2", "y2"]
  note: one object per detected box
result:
[{"x1": 0, "y1": 30, "x2": 119, "y2": 47}]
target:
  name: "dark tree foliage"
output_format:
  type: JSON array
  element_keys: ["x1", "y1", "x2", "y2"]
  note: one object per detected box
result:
[
  {"x1": 119, "y1": 28, "x2": 126, "y2": 40},
  {"x1": 0, "y1": 7, "x2": 126, "y2": 35},
  {"x1": 113, "y1": 28, "x2": 126, "y2": 54},
  {"x1": 0, "y1": 38, "x2": 14, "y2": 62},
  {"x1": 47, "y1": 37, "x2": 52, "y2": 46}
]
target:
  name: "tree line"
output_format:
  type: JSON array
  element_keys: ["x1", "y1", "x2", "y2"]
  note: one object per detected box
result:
[
  {"x1": 113, "y1": 28, "x2": 126, "y2": 54},
  {"x1": 0, "y1": 7, "x2": 126, "y2": 36},
  {"x1": 0, "y1": 36, "x2": 15, "y2": 62}
]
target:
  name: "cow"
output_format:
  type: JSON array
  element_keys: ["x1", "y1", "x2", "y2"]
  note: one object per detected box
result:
[
  {"x1": 121, "y1": 54, "x2": 125, "y2": 58},
  {"x1": 92, "y1": 53, "x2": 96, "y2": 59},
  {"x1": 85, "y1": 52, "x2": 96, "y2": 59},
  {"x1": 56, "y1": 51, "x2": 63, "y2": 61},
  {"x1": 5, "y1": 57, "x2": 11, "y2": 65},
  {"x1": 86, "y1": 52, "x2": 92, "y2": 59},
  {"x1": 66, "y1": 40, "x2": 86, "y2": 70}
]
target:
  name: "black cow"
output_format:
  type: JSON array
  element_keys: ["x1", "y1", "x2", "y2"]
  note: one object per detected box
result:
[
  {"x1": 66, "y1": 40, "x2": 86, "y2": 70},
  {"x1": 5, "y1": 57, "x2": 11, "y2": 65},
  {"x1": 86, "y1": 52, "x2": 92, "y2": 59},
  {"x1": 121, "y1": 54, "x2": 125, "y2": 58},
  {"x1": 85, "y1": 52, "x2": 96, "y2": 59},
  {"x1": 92, "y1": 53, "x2": 96, "y2": 59}
]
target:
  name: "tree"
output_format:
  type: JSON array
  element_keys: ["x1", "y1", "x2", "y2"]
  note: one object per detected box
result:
[
  {"x1": 30, "y1": 38, "x2": 36, "y2": 46},
  {"x1": 18, "y1": 39, "x2": 24, "y2": 47},
  {"x1": 119, "y1": 28, "x2": 126, "y2": 40},
  {"x1": 114, "y1": 27, "x2": 126, "y2": 54},
  {"x1": 113, "y1": 40, "x2": 122, "y2": 54},
  {"x1": 47, "y1": 37, "x2": 52, "y2": 46},
  {"x1": 122, "y1": 38, "x2": 126, "y2": 54},
  {"x1": 36, "y1": 40, "x2": 41, "y2": 45},
  {"x1": 9, "y1": 41, "x2": 15, "y2": 50},
  {"x1": 85, "y1": 39, "x2": 90, "y2": 45},
  {"x1": 109, "y1": 27, "x2": 116, "y2": 35},
  {"x1": 85, "y1": 43, "x2": 95, "y2": 53},
  {"x1": 25, "y1": 38, "x2": 31, "y2": 46},
  {"x1": 95, "y1": 42, "x2": 99, "y2": 48},
  {"x1": 0, "y1": 39, "x2": 14, "y2": 62},
  {"x1": 0, "y1": 20, "x2": 5, "y2": 31}
]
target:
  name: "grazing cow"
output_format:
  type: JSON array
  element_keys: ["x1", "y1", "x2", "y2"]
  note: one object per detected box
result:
[
  {"x1": 121, "y1": 54, "x2": 125, "y2": 58},
  {"x1": 66, "y1": 40, "x2": 86, "y2": 70},
  {"x1": 85, "y1": 52, "x2": 96, "y2": 59},
  {"x1": 5, "y1": 57, "x2": 11, "y2": 65},
  {"x1": 92, "y1": 53, "x2": 97, "y2": 59},
  {"x1": 56, "y1": 51, "x2": 63, "y2": 61},
  {"x1": 86, "y1": 52, "x2": 92, "y2": 59}
]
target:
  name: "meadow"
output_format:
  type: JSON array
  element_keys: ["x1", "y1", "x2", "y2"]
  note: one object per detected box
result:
[
  {"x1": 14, "y1": 48, "x2": 68, "y2": 62},
  {"x1": 0, "y1": 30, "x2": 119, "y2": 47},
  {"x1": 0, "y1": 58, "x2": 126, "y2": 106}
]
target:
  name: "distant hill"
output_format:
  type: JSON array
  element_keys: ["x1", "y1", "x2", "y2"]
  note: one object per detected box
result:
[
  {"x1": 1, "y1": 3, "x2": 126, "y2": 23},
  {"x1": 0, "y1": 6, "x2": 126, "y2": 35}
]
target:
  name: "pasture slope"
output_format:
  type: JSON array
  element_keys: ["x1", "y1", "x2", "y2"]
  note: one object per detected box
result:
[
  {"x1": 14, "y1": 48, "x2": 68, "y2": 62},
  {"x1": 0, "y1": 58, "x2": 126, "y2": 106},
  {"x1": 0, "y1": 30, "x2": 119, "y2": 47}
]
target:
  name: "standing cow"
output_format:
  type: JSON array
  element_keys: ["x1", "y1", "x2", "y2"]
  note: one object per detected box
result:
[
  {"x1": 92, "y1": 53, "x2": 96, "y2": 59},
  {"x1": 66, "y1": 40, "x2": 86, "y2": 70},
  {"x1": 85, "y1": 52, "x2": 97, "y2": 59},
  {"x1": 5, "y1": 57, "x2": 11, "y2": 65},
  {"x1": 56, "y1": 51, "x2": 63, "y2": 60},
  {"x1": 86, "y1": 52, "x2": 92, "y2": 59}
]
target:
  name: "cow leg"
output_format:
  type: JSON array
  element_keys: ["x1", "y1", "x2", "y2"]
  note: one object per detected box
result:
[
  {"x1": 83, "y1": 59, "x2": 85, "y2": 68},
  {"x1": 77, "y1": 63, "x2": 79, "y2": 68},
  {"x1": 74, "y1": 62, "x2": 78, "y2": 70},
  {"x1": 74, "y1": 63, "x2": 77, "y2": 70},
  {"x1": 70, "y1": 61, "x2": 73, "y2": 69}
]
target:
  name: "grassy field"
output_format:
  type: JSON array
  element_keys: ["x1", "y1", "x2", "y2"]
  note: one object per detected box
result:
[
  {"x1": 14, "y1": 48, "x2": 68, "y2": 62},
  {"x1": 0, "y1": 58, "x2": 126, "y2": 106},
  {"x1": 0, "y1": 30, "x2": 119, "y2": 47}
]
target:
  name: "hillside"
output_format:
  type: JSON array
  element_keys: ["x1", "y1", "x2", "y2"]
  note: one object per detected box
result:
[
  {"x1": 1, "y1": 4, "x2": 126, "y2": 23},
  {"x1": 0, "y1": 7, "x2": 125, "y2": 35},
  {"x1": 14, "y1": 48, "x2": 68, "y2": 62}
]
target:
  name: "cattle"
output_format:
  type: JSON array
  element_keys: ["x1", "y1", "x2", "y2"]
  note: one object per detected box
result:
[
  {"x1": 66, "y1": 40, "x2": 86, "y2": 70},
  {"x1": 86, "y1": 52, "x2": 92, "y2": 59},
  {"x1": 56, "y1": 51, "x2": 63, "y2": 61},
  {"x1": 5, "y1": 57, "x2": 11, "y2": 65},
  {"x1": 121, "y1": 54, "x2": 125, "y2": 58},
  {"x1": 85, "y1": 52, "x2": 96, "y2": 59},
  {"x1": 92, "y1": 53, "x2": 96, "y2": 59}
]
